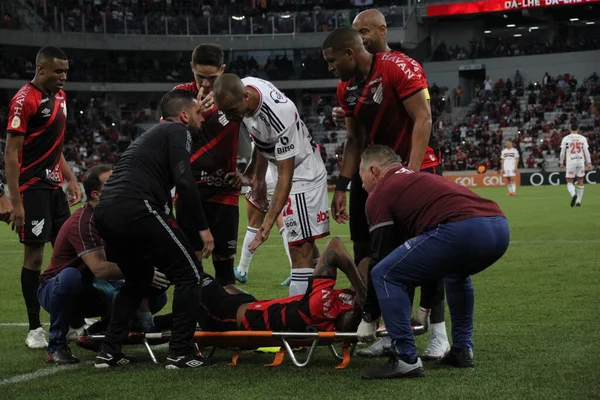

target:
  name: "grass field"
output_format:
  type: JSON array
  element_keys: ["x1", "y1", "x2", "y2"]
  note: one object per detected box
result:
[{"x1": 0, "y1": 186, "x2": 599, "y2": 400}]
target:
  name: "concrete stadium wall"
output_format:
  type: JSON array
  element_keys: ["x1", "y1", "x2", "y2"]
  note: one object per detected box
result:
[{"x1": 423, "y1": 50, "x2": 600, "y2": 88}]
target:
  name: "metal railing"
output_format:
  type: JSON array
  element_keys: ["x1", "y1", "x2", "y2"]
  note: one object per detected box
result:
[{"x1": 35, "y1": 7, "x2": 407, "y2": 36}]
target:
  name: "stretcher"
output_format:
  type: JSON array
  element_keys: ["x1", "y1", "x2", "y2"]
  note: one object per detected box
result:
[{"x1": 86, "y1": 325, "x2": 425, "y2": 369}]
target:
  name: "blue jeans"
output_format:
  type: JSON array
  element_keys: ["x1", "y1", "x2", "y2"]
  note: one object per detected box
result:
[
  {"x1": 371, "y1": 216, "x2": 510, "y2": 361},
  {"x1": 39, "y1": 268, "x2": 168, "y2": 352}
]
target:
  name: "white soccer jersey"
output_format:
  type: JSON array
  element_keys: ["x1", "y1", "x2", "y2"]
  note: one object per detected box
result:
[
  {"x1": 559, "y1": 133, "x2": 591, "y2": 167},
  {"x1": 241, "y1": 77, "x2": 327, "y2": 193},
  {"x1": 501, "y1": 148, "x2": 519, "y2": 171}
]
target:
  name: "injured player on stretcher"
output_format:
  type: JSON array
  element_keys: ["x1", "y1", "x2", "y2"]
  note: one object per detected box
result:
[{"x1": 155, "y1": 237, "x2": 368, "y2": 333}]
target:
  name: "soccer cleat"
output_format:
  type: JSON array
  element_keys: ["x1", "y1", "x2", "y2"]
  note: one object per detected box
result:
[
  {"x1": 165, "y1": 354, "x2": 215, "y2": 369},
  {"x1": 280, "y1": 275, "x2": 292, "y2": 287},
  {"x1": 356, "y1": 336, "x2": 394, "y2": 358},
  {"x1": 66, "y1": 324, "x2": 89, "y2": 342},
  {"x1": 94, "y1": 350, "x2": 131, "y2": 368},
  {"x1": 25, "y1": 327, "x2": 48, "y2": 349},
  {"x1": 46, "y1": 345, "x2": 80, "y2": 365},
  {"x1": 233, "y1": 267, "x2": 248, "y2": 284},
  {"x1": 439, "y1": 346, "x2": 474, "y2": 368},
  {"x1": 361, "y1": 355, "x2": 425, "y2": 380},
  {"x1": 422, "y1": 333, "x2": 450, "y2": 361},
  {"x1": 571, "y1": 195, "x2": 577, "y2": 207}
]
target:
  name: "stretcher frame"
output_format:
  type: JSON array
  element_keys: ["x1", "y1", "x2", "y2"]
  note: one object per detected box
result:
[{"x1": 87, "y1": 329, "x2": 392, "y2": 369}]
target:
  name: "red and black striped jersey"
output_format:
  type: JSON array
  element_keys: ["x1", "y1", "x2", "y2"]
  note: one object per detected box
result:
[
  {"x1": 6, "y1": 83, "x2": 67, "y2": 192},
  {"x1": 172, "y1": 82, "x2": 240, "y2": 206},
  {"x1": 337, "y1": 51, "x2": 440, "y2": 170}
]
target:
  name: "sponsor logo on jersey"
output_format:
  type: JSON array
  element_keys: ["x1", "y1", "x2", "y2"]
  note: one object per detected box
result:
[
  {"x1": 285, "y1": 220, "x2": 298, "y2": 228},
  {"x1": 380, "y1": 52, "x2": 423, "y2": 80},
  {"x1": 198, "y1": 169, "x2": 230, "y2": 187},
  {"x1": 45, "y1": 165, "x2": 61, "y2": 182},
  {"x1": 11, "y1": 116, "x2": 21, "y2": 129},
  {"x1": 270, "y1": 90, "x2": 288, "y2": 104},
  {"x1": 258, "y1": 112, "x2": 271, "y2": 128}
]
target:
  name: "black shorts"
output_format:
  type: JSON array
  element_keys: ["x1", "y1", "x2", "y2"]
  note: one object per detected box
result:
[
  {"x1": 176, "y1": 199, "x2": 239, "y2": 256},
  {"x1": 198, "y1": 274, "x2": 256, "y2": 332},
  {"x1": 20, "y1": 189, "x2": 71, "y2": 245},
  {"x1": 349, "y1": 173, "x2": 370, "y2": 242}
]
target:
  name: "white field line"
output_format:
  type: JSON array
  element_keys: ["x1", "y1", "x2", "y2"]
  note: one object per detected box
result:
[{"x1": 0, "y1": 362, "x2": 89, "y2": 386}]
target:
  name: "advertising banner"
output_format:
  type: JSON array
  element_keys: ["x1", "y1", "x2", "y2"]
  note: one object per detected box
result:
[
  {"x1": 520, "y1": 170, "x2": 598, "y2": 186},
  {"x1": 426, "y1": 0, "x2": 600, "y2": 17},
  {"x1": 444, "y1": 173, "x2": 520, "y2": 188}
]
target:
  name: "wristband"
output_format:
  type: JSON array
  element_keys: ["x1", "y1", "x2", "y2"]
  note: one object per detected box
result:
[{"x1": 335, "y1": 176, "x2": 351, "y2": 191}]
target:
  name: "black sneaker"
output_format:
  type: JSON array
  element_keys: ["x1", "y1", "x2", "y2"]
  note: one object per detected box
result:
[
  {"x1": 439, "y1": 346, "x2": 474, "y2": 368},
  {"x1": 361, "y1": 355, "x2": 425, "y2": 380},
  {"x1": 46, "y1": 345, "x2": 80, "y2": 365},
  {"x1": 94, "y1": 350, "x2": 131, "y2": 368},
  {"x1": 576, "y1": 202, "x2": 582, "y2": 207},
  {"x1": 165, "y1": 354, "x2": 215, "y2": 369},
  {"x1": 571, "y1": 195, "x2": 577, "y2": 207}
]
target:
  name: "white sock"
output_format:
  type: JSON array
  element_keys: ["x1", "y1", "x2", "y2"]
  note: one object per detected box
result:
[
  {"x1": 289, "y1": 268, "x2": 313, "y2": 296},
  {"x1": 567, "y1": 183, "x2": 576, "y2": 197},
  {"x1": 511, "y1": 184, "x2": 516, "y2": 193},
  {"x1": 576, "y1": 186, "x2": 584, "y2": 203},
  {"x1": 507, "y1": 183, "x2": 512, "y2": 193},
  {"x1": 430, "y1": 322, "x2": 448, "y2": 340},
  {"x1": 237, "y1": 227, "x2": 258, "y2": 275},
  {"x1": 279, "y1": 227, "x2": 293, "y2": 268}
]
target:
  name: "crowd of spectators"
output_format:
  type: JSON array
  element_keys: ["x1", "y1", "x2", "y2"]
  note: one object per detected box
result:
[
  {"x1": 432, "y1": 35, "x2": 600, "y2": 62},
  {"x1": 437, "y1": 71, "x2": 600, "y2": 171},
  {"x1": 22, "y1": 0, "x2": 405, "y2": 35}
]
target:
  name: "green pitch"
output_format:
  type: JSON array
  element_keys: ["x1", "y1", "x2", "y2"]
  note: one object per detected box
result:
[{"x1": 0, "y1": 186, "x2": 598, "y2": 399}]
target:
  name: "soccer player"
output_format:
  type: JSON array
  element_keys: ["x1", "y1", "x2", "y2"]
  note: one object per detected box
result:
[
  {"x1": 92, "y1": 90, "x2": 213, "y2": 369},
  {"x1": 559, "y1": 128, "x2": 592, "y2": 207},
  {"x1": 172, "y1": 44, "x2": 242, "y2": 287},
  {"x1": 213, "y1": 74, "x2": 330, "y2": 297},
  {"x1": 152, "y1": 237, "x2": 367, "y2": 333},
  {"x1": 235, "y1": 160, "x2": 293, "y2": 285},
  {"x1": 38, "y1": 165, "x2": 169, "y2": 365},
  {"x1": 4, "y1": 45, "x2": 82, "y2": 349},
  {"x1": 0, "y1": 179, "x2": 12, "y2": 222},
  {"x1": 501, "y1": 140, "x2": 519, "y2": 196},
  {"x1": 322, "y1": 27, "x2": 449, "y2": 360},
  {"x1": 357, "y1": 145, "x2": 509, "y2": 379}
]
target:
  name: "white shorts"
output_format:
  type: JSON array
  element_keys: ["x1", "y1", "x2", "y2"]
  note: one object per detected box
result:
[
  {"x1": 503, "y1": 170, "x2": 516, "y2": 178},
  {"x1": 282, "y1": 181, "x2": 330, "y2": 246},
  {"x1": 566, "y1": 164, "x2": 585, "y2": 178},
  {"x1": 245, "y1": 167, "x2": 277, "y2": 211}
]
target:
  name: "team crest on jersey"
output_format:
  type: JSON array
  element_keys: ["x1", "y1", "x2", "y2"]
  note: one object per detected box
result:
[
  {"x1": 217, "y1": 110, "x2": 229, "y2": 126},
  {"x1": 372, "y1": 84, "x2": 384, "y2": 104},
  {"x1": 11, "y1": 116, "x2": 21, "y2": 129},
  {"x1": 270, "y1": 90, "x2": 288, "y2": 104}
]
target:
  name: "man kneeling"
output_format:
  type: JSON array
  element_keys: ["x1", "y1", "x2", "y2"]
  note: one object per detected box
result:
[{"x1": 38, "y1": 165, "x2": 169, "y2": 364}]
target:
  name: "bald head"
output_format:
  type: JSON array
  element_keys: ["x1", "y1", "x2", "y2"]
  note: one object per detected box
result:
[
  {"x1": 213, "y1": 73, "x2": 245, "y2": 105},
  {"x1": 354, "y1": 9, "x2": 386, "y2": 27},
  {"x1": 352, "y1": 9, "x2": 389, "y2": 54}
]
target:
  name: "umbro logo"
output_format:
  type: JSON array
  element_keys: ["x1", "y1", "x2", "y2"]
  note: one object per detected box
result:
[
  {"x1": 185, "y1": 360, "x2": 204, "y2": 367},
  {"x1": 228, "y1": 240, "x2": 237, "y2": 249},
  {"x1": 116, "y1": 358, "x2": 129, "y2": 365},
  {"x1": 41, "y1": 108, "x2": 51, "y2": 117}
]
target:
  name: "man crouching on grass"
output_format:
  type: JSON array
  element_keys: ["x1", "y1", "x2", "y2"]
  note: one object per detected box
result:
[{"x1": 357, "y1": 145, "x2": 509, "y2": 380}]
